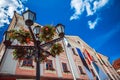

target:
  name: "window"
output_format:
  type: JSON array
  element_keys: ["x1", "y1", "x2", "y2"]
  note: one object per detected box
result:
[
  {"x1": 22, "y1": 59, "x2": 34, "y2": 68},
  {"x1": 77, "y1": 41, "x2": 80, "y2": 44},
  {"x1": 62, "y1": 63, "x2": 70, "y2": 73},
  {"x1": 46, "y1": 60, "x2": 55, "y2": 71},
  {"x1": 78, "y1": 66, "x2": 85, "y2": 75},
  {"x1": 72, "y1": 48, "x2": 78, "y2": 56}
]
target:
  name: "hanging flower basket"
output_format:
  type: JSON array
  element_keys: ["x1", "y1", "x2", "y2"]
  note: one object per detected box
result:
[
  {"x1": 9, "y1": 29, "x2": 32, "y2": 44},
  {"x1": 50, "y1": 43, "x2": 64, "y2": 57},
  {"x1": 40, "y1": 25, "x2": 55, "y2": 42},
  {"x1": 9, "y1": 25, "x2": 63, "y2": 63},
  {"x1": 13, "y1": 48, "x2": 27, "y2": 60}
]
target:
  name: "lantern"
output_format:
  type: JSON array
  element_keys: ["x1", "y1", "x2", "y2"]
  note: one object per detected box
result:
[
  {"x1": 22, "y1": 10, "x2": 36, "y2": 26},
  {"x1": 55, "y1": 24, "x2": 65, "y2": 38}
]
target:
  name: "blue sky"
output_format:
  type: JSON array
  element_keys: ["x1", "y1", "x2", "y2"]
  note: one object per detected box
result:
[{"x1": 0, "y1": 0, "x2": 120, "y2": 63}]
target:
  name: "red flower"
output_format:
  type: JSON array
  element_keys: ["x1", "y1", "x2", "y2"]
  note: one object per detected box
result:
[
  {"x1": 26, "y1": 38, "x2": 30, "y2": 43},
  {"x1": 45, "y1": 27, "x2": 49, "y2": 31}
]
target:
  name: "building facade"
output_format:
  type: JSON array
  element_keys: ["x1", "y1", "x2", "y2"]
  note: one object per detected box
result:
[
  {"x1": 0, "y1": 12, "x2": 120, "y2": 80},
  {"x1": 113, "y1": 58, "x2": 120, "y2": 76}
]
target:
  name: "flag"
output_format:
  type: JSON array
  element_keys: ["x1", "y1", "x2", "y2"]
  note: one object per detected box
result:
[
  {"x1": 83, "y1": 49, "x2": 101, "y2": 79},
  {"x1": 76, "y1": 48, "x2": 90, "y2": 71},
  {"x1": 76, "y1": 48, "x2": 94, "y2": 79},
  {"x1": 92, "y1": 62, "x2": 99, "y2": 74},
  {"x1": 84, "y1": 49, "x2": 93, "y2": 61},
  {"x1": 84, "y1": 66, "x2": 94, "y2": 80}
]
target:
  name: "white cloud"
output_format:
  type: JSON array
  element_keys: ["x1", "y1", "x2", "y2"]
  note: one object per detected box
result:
[
  {"x1": 85, "y1": 1, "x2": 94, "y2": 16},
  {"x1": 93, "y1": 0, "x2": 108, "y2": 11},
  {"x1": 70, "y1": 0, "x2": 84, "y2": 20},
  {"x1": 0, "y1": 0, "x2": 28, "y2": 27},
  {"x1": 70, "y1": 0, "x2": 109, "y2": 29},
  {"x1": 70, "y1": 0, "x2": 108, "y2": 20},
  {"x1": 88, "y1": 18, "x2": 99, "y2": 29}
]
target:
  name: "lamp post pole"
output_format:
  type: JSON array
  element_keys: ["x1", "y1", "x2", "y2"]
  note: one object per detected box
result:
[
  {"x1": 4, "y1": 10, "x2": 65, "y2": 80},
  {"x1": 27, "y1": 26, "x2": 41, "y2": 80},
  {"x1": 27, "y1": 24, "x2": 41, "y2": 80},
  {"x1": 36, "y1": 41, "x2": 40, "y2": 80}
]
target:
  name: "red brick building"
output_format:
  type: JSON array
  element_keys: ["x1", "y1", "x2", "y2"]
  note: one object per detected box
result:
[{"x1": 113, "y1": 58, "x2": 120, "y2": 75}]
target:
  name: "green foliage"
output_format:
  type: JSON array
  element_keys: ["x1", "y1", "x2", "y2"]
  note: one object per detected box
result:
[
  {"x1": 50, "y1": 43, "x2": 64, "y2": 57},
  {"x1": 13, "y1": 48, "x2": 26, "y2": 60},
  {"x1": 9, "y1": 29, "x2": 32, "y2": 44},
  {"x1": 10, "y1": 25, "x2": 63, "y2": 62},
  {"x1": 40, "y1": 25, "x2": 55, "y2": 41}
]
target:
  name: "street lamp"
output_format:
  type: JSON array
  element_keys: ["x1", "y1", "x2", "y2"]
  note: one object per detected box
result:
[
  {"x1": 55, "y1": 24, "x2": 64, "y2": 38},
  {"x1": 33, "y1": 25, "x2": 41, "y2": 38},
  {"x1": 4, "y1": 10, "x2": 65, "y2": 80},
  {"x1": 33, "y1": 25, "x2": 41, "y2": 35},
  {"x1": 3, "y1": 31, "x2": 13, "y2": 46},
  {"x1": 22, "y1": 10, "x2": 36, "y2": 26}
]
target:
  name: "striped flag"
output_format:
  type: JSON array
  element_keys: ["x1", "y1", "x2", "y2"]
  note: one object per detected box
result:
[
  {"x1": 76, "y1": 48, "x2": 90, "y2": 71},
  {"x1": 76, "y1": 48, "x2": 94, "y2": 79},
  {"x1": 83, "y1": 49, "x2": 93, "y2": 65},
  {"x1": 84, "y1": 49, "x2": 93, "y2": 61},
  {"x1": 83, "y1": 49, "x2": 101, "y2": 80}
]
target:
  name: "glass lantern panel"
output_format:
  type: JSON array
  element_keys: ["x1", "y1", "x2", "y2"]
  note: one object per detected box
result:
[
  {"x1": 56, "y1": 26, "x2": 62, "y2": 34},
  {"x1": 29, "y1": 12, "x2": 35, "y2": 21},
  {"x1": 23, "y1": 12, "x2": 29, "y2": 21}
]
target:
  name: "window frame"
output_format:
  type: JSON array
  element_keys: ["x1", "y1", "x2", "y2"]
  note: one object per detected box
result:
[
  {"x1": 62, "y1": 62, "x2": 70, "y2": 73},
  {"x1": 46, "y1": 59, "x2": 55, "y2": 71},
  {"x1": 22, "y1": 59, "x2": 34, "y2": 68},
  {"x1": 78, "y1": 66, "x2": 85, "y2": 75},
  {"x1": 72, "y1": 48, "x2": 78, "y2": 56}
]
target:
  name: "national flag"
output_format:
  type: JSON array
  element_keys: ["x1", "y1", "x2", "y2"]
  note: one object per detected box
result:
[
  {"x1": 84, "y1": 49, "x2": 93, "y2": 61},
  {"x1": 86, "y1": 57, "x2": 91, "y2": 65},
  {"x1": 83, "y1": 49, "x2": 102, "y2": 80},
  {"x1": 92, "y1": 62, "x2": 99, "y2": 74},
  {"x1": 76, "y1": 48, "x2": 94, "y2": 79},
  {"x1": 76, "y1": 48, "x2": 90, "y2": 71}
]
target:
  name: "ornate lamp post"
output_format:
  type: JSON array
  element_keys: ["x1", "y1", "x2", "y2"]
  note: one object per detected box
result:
[{"x1": 4, "y1": 10, "x2": 65, "y2": 80}]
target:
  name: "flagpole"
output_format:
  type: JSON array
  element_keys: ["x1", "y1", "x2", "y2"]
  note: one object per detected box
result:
[
  {"x1": 62, "y1": 38, "x2": 76, "y2": 80},
  {"x1": 93, "y1": 51, "x2": 111, "y2": 80},
  {"x1": 96, "y1": 54, "x2": 115, "y2": 80},
  {"x1": 84, "y1": 49, "x2": 101, "y2": 80},
  {"x1": 91, "y1": 62, "x2": 101, "y2": 80}
]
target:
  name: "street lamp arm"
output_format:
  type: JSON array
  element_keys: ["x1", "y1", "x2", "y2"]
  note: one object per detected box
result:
[
  {"x1": 40, "y1": 37, "x2": 63, "y2": 47},
  {"x1": 40, "y1": 48, "x2": 51, "y2": 57},
  {"x1": 7, "y1": 45, "x2": 35, "y2": 49}
]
